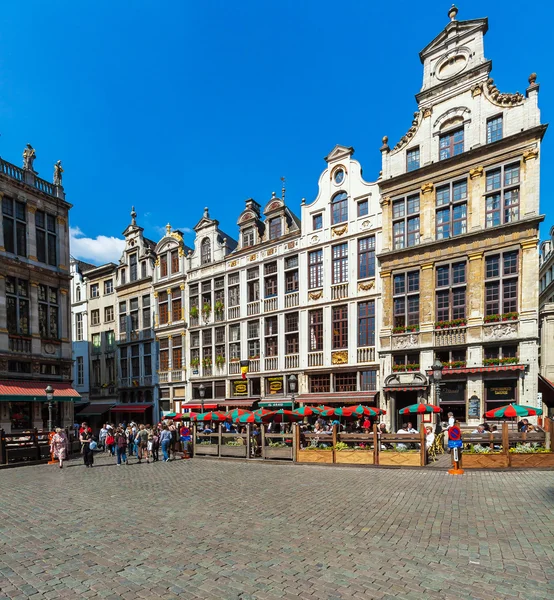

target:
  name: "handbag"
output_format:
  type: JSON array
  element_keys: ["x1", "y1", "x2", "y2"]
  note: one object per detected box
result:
[{"x1": 89, "y1": 440, "x2": 98, "y2": 451}]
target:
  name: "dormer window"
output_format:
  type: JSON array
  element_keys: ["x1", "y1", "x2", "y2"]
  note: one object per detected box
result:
[
  {"x1": 160, "y1": 254, "x2": 168, "y2": 277},
  {"x1": 331, "y1": 192, "x2": 348, "y2": 225},
  {"x1": 201, "y1": 238, "x2": 211, "y2": 264},
  {"x1": 76, "y1": 286, "x2": 81, "y2": 302},
  {"x1": 129, "y1": 253, "x2": 138, "y2": 282},
  {"x1": 439, "y1": 128, "x2": 464, "y2": 160},
  {"x1": 141, "y1": 261, "x2": 147, "y2": 279},
  {"x1": 487, "y1": 116, "x2": 503, "y2": 144},
  {"x1": 268, "y1": 217, "x2": 281, "y2": 240},
  {"x1": 242, "y1": 227, "x2": 255, "y2": 248},
  {"x1": 171, "y1": 250, "x2": 179, "y2": 274},
  {"x1": 406, "y1": 147, "x2": 420, "y2": 172}
]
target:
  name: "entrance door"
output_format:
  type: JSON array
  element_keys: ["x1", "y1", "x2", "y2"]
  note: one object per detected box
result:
[{"x1": 393, "y1": 391, "x2": 419, "y2": 431}]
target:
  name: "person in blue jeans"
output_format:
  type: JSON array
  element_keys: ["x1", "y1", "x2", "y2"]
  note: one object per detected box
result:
[
  {"x1": 159, "y1": 424, "x2": 172, "y2": 462},
  {"x1": 115, "y1": 427, "x2": 128, "y2": 465}
]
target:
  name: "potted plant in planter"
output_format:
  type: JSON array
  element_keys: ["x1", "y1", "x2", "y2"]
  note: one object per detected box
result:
[
  {"x1": 379, "y1": 445, "x2": 422, "y2": 466},
  {"x1": 202, "y1": 356, "x2": 212, "y2": 369},
  {"x1": 202, "y1": 302, "x2": 212, "y2": 320},
  {"x1": 502, "y1": 312, "x2": 519, "y2": 321},
  {"x1": 190, "y1": 357, "x2": 200, "y2": 369},
  {"x1": 461, "y1": 445, "x2": 509, "y2": 468},
  {"x1": 215, "y1": 354, "x2": 225, "y2": 368},
  {"x1": 508, "y1": 444, "x2": 554, "y2": 467},
  {"x1": 484, "y1": 314, "x2": 501, "y2": 323},
  {"x1": 334, "y1": 441, "x2": 374, "y2": 465},
  {"x1": 189, "y1": 306, "x2": 199, "y2": 319},
  {"x1": 214, "y1": 300, "x2": 225, "y2": 317},
  {"x1": 264, "y1": 439, "x2": 293, "y2": 460}
]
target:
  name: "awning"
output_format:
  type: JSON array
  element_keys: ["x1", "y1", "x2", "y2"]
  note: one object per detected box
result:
[
  {"x1": 258, "y1": 400, "x2": 293, "y2": 409},
  {"x1": 180, "y1": 403, "x2": 218, "y2": 410},
  {"x1": 538, "y1": 375, "x2": 554, "y2": 408},
  {"x1": 425, "y1": 365, "x2": 525, "y2": 376},
  {"x1": 218, "y1": 399, "x2": 256, "y2": 407},
  {"x1": 0, "y1": 380, "x2": 81, "y2": 402},
  {"x1": 111, "y1": 404, "x2": 153, "y2": 413},
  {"x1": 383, "y1": 386, "x2": 428, "y2": 392},
  {"x1": 297, "y1": 392, "x2": 377, "y2": 405},
  {"x1": 76, "y1": 402, "x2": 115, "y2": 416}
]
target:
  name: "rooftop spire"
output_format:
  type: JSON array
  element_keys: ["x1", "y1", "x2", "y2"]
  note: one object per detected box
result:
[
  {"x1": 448, "y1": 4, "x2": 458, "y2": 21},
  {"x1": 130, "y1": 206, "x2": 137, "y2": 226},
  {"x1": 281, "y1": 176, "x2": 286, "y2": 203}
]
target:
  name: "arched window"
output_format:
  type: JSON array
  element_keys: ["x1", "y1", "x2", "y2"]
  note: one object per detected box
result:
[
  {"x1": 331, "y1": 192, "x2": 348, "y2": 225},
  {"x1": 201, "y1": 238, "x2": 211, "y2": 264},
  {"x1": 76, "y1": 286, "x2": 81, "y2": 302}
]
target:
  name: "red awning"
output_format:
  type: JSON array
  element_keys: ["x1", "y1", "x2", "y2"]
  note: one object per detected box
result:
[
  {"x1": 383, "y1": 386, "x2": 428, "y2": 392},
  {"x1": 0, "y1": 380, "x2": 81, "y2": 401},
  {"x1": 425, "y1": 365, "x2": 525, "y2": 375},
  {"x1": 218, "y1": 399, "x2": 256, "y2": 407},
  {"x1": 180, "y1": 403, "x2": 218, "y2": 410},
  {"x1": 297, "y1": 392, "x2": 377, "y2": 405},
  {"x1": 111, "y1": 404, "x2": 152, "y2": 413}
]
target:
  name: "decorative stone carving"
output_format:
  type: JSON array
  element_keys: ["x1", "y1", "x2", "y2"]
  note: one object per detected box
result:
[
  {"x1": 379, "y1": 196, "x2": 390, "y2": 207},
  {"x1": 287, "y1": 241, "x2": 296, "y2": 249},
  {"x1": 423, "y1": 107, "x2": 432, "y2": 118},
  {"x1": 228, "y1": 260, "x2": 238, "y2": 267},
  {"x1": 361, "y1": 220, "x2": 371, "y2": 229},
  {"x1": 358, "y1": 281, "x2": 375, "y2": 292},
  {"x1": 309, "y1": 291, "x2": 323, "y2": 301},
  {"x1": 310, "y1": 235, "x2": 319, "y2": 244},
  {"x1": 266, "y1": 248, "x2": 276, "y2": 256},
  {"x1": 483, "y1": 323, "x2": 517, "y2": 340},
  {"x1": 392, "y1": 334, "x2": 419, "y2": 349},
  {"x1": 392, "y1": 112, "x2": 421, "y2": 152},
  {"x1": 469, "y1": 166, "x2": 484, "y2": 179},
  {"x1": 53, "y1": 160, "x2": 63, "y2": 186},
  {"x1": 523, "y1": 149, "x2": 539, "y2": 162},
  {"x1": 56, "y1": 216, "x2": 66, "y2": 225},
  {"x1": 43, "y1": 343, "x2": 56, "y2": 355},
  {"x1": 23, "y1": 144, "x2": 36, "y2": 170},
  {"x1": 484, "y1": 78, "x2": 524, "y2": 107},
  {"x1": 332, "y1": 225, "x2": 348, "y2": 237},
  {"x1": 471, "y1": 84, "x2": 482, "y2": 97},
  {"x1": 331, "y1": 351, "x2": 348, "y2": 365},
  {"x1": 249, "y1": 254, "x2": 257, "y2": 262},
  {"x1": 421, "y1": 182, "x2": 434, "y2": 194},
  {"x1": 27, "y1": 205, "x2": 37, "y2": 214},
  {"x1": 380, "y1": 136, "x2": 390, "y2": 152}
]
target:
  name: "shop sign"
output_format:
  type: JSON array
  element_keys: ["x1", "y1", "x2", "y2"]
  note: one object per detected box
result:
[
  {"x1": 231, "y1": 380, "x2": 248, "y2": 397},
  {"x1": 487, "y1": 384, "x2": 515, "y2": 399},
  {"x1": 266, "y1": 376, "x2": 283, "y2": 395},
  {"x1": 440, "y1": 383, "x2": 465, "y2": 402},
  {"x1": 468, "y1": 396, "x2": 481, "y2": 418}
]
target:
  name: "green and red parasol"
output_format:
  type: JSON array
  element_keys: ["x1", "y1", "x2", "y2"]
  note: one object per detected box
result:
[
  {"x1": 485, "y1": 403, "x2": 542, "y2": 418},
  {"x1": 292, "y1": 406, "x2": 319, "y2": 417},
  {"x1": 193, "y1": 411, "x2": 228, "y2": 421},
  {"x1": 399, "y1": 403, "x2": 442, "y2": 415},
  {"x1": 263, "y1": 409, "x2": 304, "y2": 423},
  {"x1": 235, "y1": 412, "x2": 262, "y2": 424}
]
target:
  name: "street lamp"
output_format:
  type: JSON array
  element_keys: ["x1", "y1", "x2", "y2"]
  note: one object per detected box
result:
[
  {"x1": 45, "y1": 385, "x2": 54, "y2": 431},
  {"x1": 289, "y1": 374, "x2": 297, "y2": 411},
  {"x1": 430, "y1": 358, "x2": 443, "y2": 407},
  {"x1": 198, "y1": 383, "x2": 206, "y2": 414}
]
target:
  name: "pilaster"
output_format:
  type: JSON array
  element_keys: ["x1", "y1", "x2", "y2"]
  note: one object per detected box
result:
[
  {"x1": 468, "y1": 167, "x2": 484, "y2": 231},
  {"x1": 420, "y1": 183, "x2": 435, "y2": 243},
  {"x1": 467, "y1": 252, "x2": 484, "y2": 322},
  {"x1": 380, "y1": 271, "x2": 392, "y2": 329},
  {"x1": 29, "y1": 282, "x2": 41, "y2": 354},
  {"x1": 420, "y1": 263, "x2": 434, "y2": 327}
]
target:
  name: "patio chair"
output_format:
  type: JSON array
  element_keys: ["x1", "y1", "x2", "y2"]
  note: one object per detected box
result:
[{"x1": 428, "y1": 431, "x2": 445, "y2": 462}]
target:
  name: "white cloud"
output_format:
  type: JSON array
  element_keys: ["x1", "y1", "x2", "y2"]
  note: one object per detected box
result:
[{"x1": 70, "y1": 226, "x2": 125, "y2": 265}]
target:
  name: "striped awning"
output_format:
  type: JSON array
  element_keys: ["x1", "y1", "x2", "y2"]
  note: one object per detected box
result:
[
  {"x1": 218, "y1": 399, "x2": 256, "y2": 407},
  {"x1": 297, "y1": 392, "x2": 377, "y2": 405},
  {"x1": 383, "y1": 386, "x2": 428, "y2": 392},
  {"x1": 425, "y1": 365, "x2": 525, "y2": 375},
  {"x1": 76, "y1": 402, "x2": 114, "y2": 416},
  {"x1": 111, "y1": 404, "x2": 153, "y2": 413},
  {"x1": 0, "y1": 380, "x2": 81, "y2": 402}
]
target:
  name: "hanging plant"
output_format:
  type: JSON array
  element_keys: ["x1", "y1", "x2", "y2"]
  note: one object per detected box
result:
[
  {"x1": 215, "y1": 354, "x2": 225, "y2": 367},
  {"x1": 214, "y1": 300, "x2": 225, "y2": 315},
  {"x1": 202, "y1": 302, "x2": 212, "y2": 318},
  {"x1": 189, "y1": 306, "x2": 199, "y2": 319},
  {"x1": 202, "y1": 356, "x2": 212, "y2": 368},
  {"x1": 190, "y1": 357, "x2": 200, "y2": 368}
]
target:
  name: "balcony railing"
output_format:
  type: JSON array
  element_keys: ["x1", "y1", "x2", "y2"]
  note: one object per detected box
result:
[
  {"x1": 249, "y1": 359, "x2": 260, "y2": 372},
  {"x1": 308, "y1": 352, "x2": 324, "y2": 367},
  {"x1": 434, "y1": 326, "x2": 467, "y2": 347},
  {"x1": 264, "y1": 297, "x2": 278, "y2": 312},
  {"x1": 228, "y1": 306, "x2": 240, "y2": 320},
  {"x1": 159, "y1": 372, "x2": 169, "y2": 383},
  {"x1": 0, "y1": 158, "x2": 24, "y2": 182},
  {"x1": 189, "y1": 316, "x2": 199, "y2": 328},
  {"x1": 9, "y1": 336, "x2": 32, "y2": 353},
  {"x1": 171, "y1": 370, "x2": 183, "y2": 382},
  {"x1": 331, "y1": 283, "x2": 348, "y2": 300},
  {"x1": 357, "y1": 346, "x2": 376, "y2": 363},
  {"x1": 284, "y1": 292, "x2": 299, "y2": 308},
  {"x1": 247, "y1": 301, "x2": 260, "y2": 316},
  {"x1": 265, "y1": 356, "x2": 278, "y2": 371},
  {"x1": 229, "y1": 362, "x2": 240, "y2": 375},
  {"x1": 203, "y1": 366, "x2": 212, "y2": 377},
  {"x1": 285, "y1": 354, "x2": 299, "y2": 369}
]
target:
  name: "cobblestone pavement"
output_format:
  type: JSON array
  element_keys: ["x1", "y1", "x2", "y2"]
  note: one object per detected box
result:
[{"x1": 0, "y1": 455, "x2": 553, "y2": 600}]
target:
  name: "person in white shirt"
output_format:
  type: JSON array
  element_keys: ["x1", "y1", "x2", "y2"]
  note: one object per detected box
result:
[
  {"x1": 396, "y1": 424, "x2": 408, "y2": 449},
  {"x1": 405, "y1": 421, "x2": 418, "y2": 434},
  {"x1": 447, "y1": 412, "x2": 455, "y2": 430},
  {"x1": 425, "y1": 426, "x2": 435, "y2": 450},
  {"x1": 99, "y1": 424, "x2": 108, "y2": 452}
]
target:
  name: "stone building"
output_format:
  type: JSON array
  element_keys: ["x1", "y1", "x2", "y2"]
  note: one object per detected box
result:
[
  {"x1": 538, "y1": 231, "x2": 554, "y2": 415},
  {"x1": 378, "y1": 7, "x2": 546, "y2": 428},
  {"x1": 0, "y1": 146, "x2": 79, "y2": 432},
  {"x1": 113, "y1": 208, "x2": 159, "y2": 424}
]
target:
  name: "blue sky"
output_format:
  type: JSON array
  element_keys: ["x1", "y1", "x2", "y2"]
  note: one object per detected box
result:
[{"x1": 0, "y1": 1, "x2": 552, "y2": 264}]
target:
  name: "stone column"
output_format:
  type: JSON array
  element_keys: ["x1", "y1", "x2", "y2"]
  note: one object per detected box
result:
[
  {"x1": 60, "y1": 289, "x2": 69, "y2": 342},
  {"x1": 467, "y1": 251, "x2": 484, "y2": 321},
  {"x1": 57, "y1": 216, "x2": 69, "y2": 270},
  {"x1": 520, "y1": 239, "x2": 539, "y2": 331},
  {"x1": 468, "y1": 167, "x2": 484, "y2": 232},
  {"x1": 180, "y1": 284, "x2": 186, "y2": 321},
  {"x1": 420, "y1": 183, "x2": 435, "y2": 244},
  {"x1": 0, "y1": 192, "x2": 5, "y2": 250},
  {"x1": 420, "y1": 263, "x2": 434, "y2": 330},
  {"x1": 380, "y1": 270, "x2": 392, "y2": 329},
  {"x1": 167, "y1": 288, "x2": 172, "y2": 324},
  {"x1": 380, "y1": 198, "x2": 392, "y2": 252}
]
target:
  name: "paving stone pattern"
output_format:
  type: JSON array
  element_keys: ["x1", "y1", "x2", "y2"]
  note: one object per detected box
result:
[{"x1": 0, "y1": 454, "x2": 553, "y2": 599}]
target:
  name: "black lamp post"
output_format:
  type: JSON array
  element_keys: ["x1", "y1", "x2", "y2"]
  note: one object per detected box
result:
[
  {"x1": 431, "y1": 358, "x2": 443, "y2": 406},
  {"x1": 289, "y1": 374, "x2": 297, "y2": 411},
  {"x1": 45, "y1": 385, "x2": 54, "y2": 431},
  {"x1": 198, "y1": 383, "x2": 206, "y2": 414}
]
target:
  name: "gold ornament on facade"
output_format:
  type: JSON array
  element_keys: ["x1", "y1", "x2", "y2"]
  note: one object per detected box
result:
[
  {"x1": 28, "y1": 255, "x2": 38, "y2": 261},
  {"x1": 153, "y1": 291, "x2": 158, "y2": 298},
  {"x1": 421, "y1": 182, "x2": 434, "y2": 194},
  {"x1": 249, "y1": 254, "x2": 257, "y2": 262},
  {"x1": 179, "y1": 284, "x2": 185, "y2": 290},
  {"x1": 27, "y1": 205, "x2": 37, "y2": 214},
  {"x1": 228, "y1": 260, "x2": 238, "y2": 267},
  {"x1": 309, "y1": 291, "x2": 323, "y2": 301},
  {"x1": 471, "y1": 84, "x2": 482, "y2": 97},
  {"x1": 332, "y1": 224, "x2": 348, "y2": 237},
  {"x1": 331, "y1": 351, "x2": 349, "y2": 365},
  {"x1": 266, "y1": 247, "x2": 275, "y2": 256},
  {"x1": 358, "y1": 281, "x2": 375, "y2": 292},
  {"x1": 178, "y1": 247, "x2": 185, "y2": 257},
  {"x1": 56, "y1": 216, "x2": 66, "y2": 226},
  {"x1": 523, "y1": 149, "x2": 538, "y2": 162},
  {"x1": 155, "y1": 258, "x2": 160, "y2": 267},
  {"x1": 287, "y1": 241, "x2": 296, "y2": 249},
  {"x1": 58, "y1": 264, "x2": 67, "y2": 270},
  {"x1": 422, "y1": 107, "x2": 432, "y2": 119},
  {"x1": 60, "y1": 289, "x2": 68, "y2": 295},
  {"x1": 469, "y1": 166, "x2": 484, "y2": 179}
]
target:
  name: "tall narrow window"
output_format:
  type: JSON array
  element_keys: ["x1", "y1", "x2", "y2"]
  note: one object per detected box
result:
[
  {"x1": 393, "y1": 194, "x2": 420, "y2": 249},
  {"x1": 171, "y1": 249, "x2": 179, "y2": 274},
  {"x1": 5, "y1": 277, "x2": 29, "y2": 335},
  {"x1": 36, "y1": 211, "x2": 57, "y2": 266},
  {"x1": 308, "y1": 249, "x2": 323, "y2": 289},
  {"x1": 2, "y1": 197, "x2": 26, "y2": 257},
  {"x1": 90, "y1": 284, "x2": 99, "y2": 298},
  {"x1": 436, "y1": 179, "x2": 468, "y2": 239},
  {"x1": 201, "y1": 238, "x2": 211, "y2": 264},
  {"x1": 160, "y1": 254, "x2": 168, "y2": 277},
  {"x1": 435, "y1": 262, "x2": 467, "y2": 322},
  {"x1": 485, "y1": 163, "x2": 520, "y2": 227},
  {"x1": 331, "y1": 192, "x2": 348, "y2": 225},
  {"x1": 312, "y1": 214, "x2": 323, "y2": 230},
  {"x1": 38, "y1": 285, "x2": 59, "y2": 339},
  {"x1": 76, "y1": 357, "x2": 84, "y2": 386},
  {"x1": 268, "y1": 217, "x2": 282, "y2": 240},
  {"x1": 358, "y1": 236, "x2": 375, "y2": 279},
  {"x1": 76, "y1": 313, "x2": 83, "y2": 340},
  {"x1": 485, "y1": 251, "x2": 519, "y2": 316},
  {"x1": 357, "y1": 199, "x2": 368, "y2": 217},
  {"x1": 439, "y1": 127, "x2": 464, "y2": 160},
  {"x1": 159, "y1": 338, "x2": 169, "y2": 371},
  {"x1": 309, "y1": 309, "x2": 323, "y2": 351},
  {"x1": 393, "y1": 271, "x2": 419, "y2": 328},
  {"x1": 406, "y1": 147, "x2": 420, "y2": 171},
  {"x1": 332, "y1": 305, "x2": 348, "y2": 349},
  {"x1": 158, "y1": 291, "x2": 168, "y2": 325},
  {"x1": 247, "y1": 320, "x2": 260, "y2": 359},
  {"x1": 172, "y1": 288, "x2": 182, "y2": 321},
  {"x1": 332, "y1": 243, "x2": 348, "y2": 284},
  {"x1": 242, "y1": 227, "x2": 255, "y2": 248},
  {"x1": 104, "y1": 280, "x2": 113, "y2": 294},
  {"x1": 129, "y1": 298, "x2": 139, "y2": 330},
  {"x1": 129, "y1": 253, "x2": 138, "y2": 282},
  {"x1": 487, "y1": 116, "x2": 503, "y2": 143},
  {"x1": 172, "y1": 335, "x2": 182, "y2": 370},
  {"x1": 265, "y1": 316, "x2": 278, "y2": 356},
  {"x1": 285, "y1": 312, "x2": 299, "y2": 355},
  {"x1": 358, "y1": 301, "x2": 375, "y2": 346}
]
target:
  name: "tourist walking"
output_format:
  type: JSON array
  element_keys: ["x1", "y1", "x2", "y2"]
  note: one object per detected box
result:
[
  {"x1": 136, "y1": 424, "x2": 149, "y2": 463},
  {"x1": 105, "y1": 430, "x2": 116, "y2": 456},
  {"x1": 99, "y1": 424, "x2": 108, "y2": 452},
  {"x1": 159, "y1": 425, "x2": 172, "y2": 462},
  {"x1": 115, "y1": 427, "x2": 128, "y2": 465},
  {"x1": 151, "y1": 428, "x2": 160, "y2": 462},
  {"x1": 50, "y1": 428, "x2": 69, "y2": 469},
  {"x1": 125, "y1": 425, "x2": 135, "y2": 456},
  {"x1": 79, "y1": 422, "x2": 94, "y2": 467}
]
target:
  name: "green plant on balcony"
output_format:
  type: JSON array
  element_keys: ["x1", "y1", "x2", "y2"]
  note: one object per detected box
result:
[
  {"x1": 484, "y1": 312, "x2": 519, "y2": 324},
  {"x1": 189, "y1": 306, "x2": 199, "y2": 319},
  {"x1": 202, "y1": 356, "x2": 212, "y2": 368},
  {"x1": 214, "y1": 300, "x2": 225, "y2": 316},
  {"x1": 229, "y1": 357, "x2": 240, "y2": 363},
  {"x1": 215, "y1": 354, "x2": 225, "y2": 367},
  {"x1": 435, "y1": 318, "x2": 467, "y2": 329},
  {"x1": 392, "y1": 363, "x2": 420, "y2": 372},
  {"x1": 190, "y1": 357, "x2": 200, "y2": 368},
  {"x1": 442, "y1": 360, "x2": 467, "y2": 368},
  {"x1": 392, "y1": 324, "x2": 419, "y2": 334},
  {"x1": 202, "y1": 302, "x2": 212, "y2": 319}
]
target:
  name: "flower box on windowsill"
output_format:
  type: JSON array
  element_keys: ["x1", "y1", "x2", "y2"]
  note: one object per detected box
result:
[
  {"x1": 484, "y1": 312, "x2": 519, "y2": 323},
  {"x1": 392, "y1": 325, "x2": 419, "y2": 334},
  {"x1": 392, "y1": 364, "x2": 420, "y2": 372},
  {"x1": 434, "y1": 319, "x2": 467, "y2": 329},
  {"x1": 483, "y1": 357, "x2": 518, "y2": 366},
  {"x1": 442, "y1": 361, "x2": 467, "y2": 369}
]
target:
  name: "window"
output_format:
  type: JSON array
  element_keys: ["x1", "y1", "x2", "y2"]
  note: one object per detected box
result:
[
  {"x1": 439, "y1": 127, "x2": 464, "y2": 160},
  {"x1": 332, "y1": 305, "x2": 348, "y2": 349},
  {"x1": 393, "y1": 353, "x2": 420, "y2": 369},
  {"x1": 90, "y1": 284, "x2": 99, "y2": 298},
  {"x1": 407, "y1": 147, "x2": 420, "y2": 172},
  {"x1": 76, "y1": 286, "x2": 81, "y2": 302},
  {"x1": 5, "y1": 277, "x2": 29, "y2": 335},
  {"x1": 487, "y1": 116, "x2": 503, "y2": 144},
  {"x1": 393, "y1": 271, "x2": 420, "y2": 327},
  {"x1": 265, "y1": 316, "x2": 278, "y2": 356},
  {"x1": 358, "y1": 301, "x2": 375, "y2": 346},
  {"x1": 248, "y1": 339, "x2": 260, "y2": 359},
  {"x1": 393, "y1": 194, "x2": 420, "y2": 249},
  {"x1": 215, "y1": 326, "x2": 225, "y2": 344},
  {"x1": 436, "y1": 349, "x2": 466, "y2": 366},
  {"x1": 129, "y1": 253, "x2": 138, "y2": 282},
  {"x1": 120, "y1": 268, "x2": 126, "y2": 285},
  {"x1": 247, "y1": 278, "x2": 259, "y2": 302},
  {"x1": 358, "y1": 236, "x2": 375, "y2": 279},
  {"x1": 485, "y1": 163, "x2": 520, "y2": 227},
  {"x1": 131, "y1": 345, "x2": 140, "y2": 379},
  {"x1": 436, "y1": 179, "x2": 467, "y2": 239},
  {"x1": 106, "y1": 356, "x2": 115, "y2": 382},
  {"x1": 172, "y1": 335, "x2": 182, "y2": 369},
  {"x1": 285, "y1": 312, "x2": 299, "y2": 354},
  {"x1": 308, "y1": 249, "x2": 323, "y2": 289},
  {"x1": 160, "y1": 254, "x2": 168, "y2": 277},
  {"x1": 313, "y1": 213, "x2": 323, "y2": 230},
  {"x1": 242, "y1": 227, "x2": 255, "y2": 247},
  {"x1": 201, "y1": 238, "x2": 211, "y2": 264},
  {"x1": 35, "y1": 211, "x2": 57, "y2": 265},
  {"x1": 310, "y1": 374, "x2": 330, "y2": 393},
  {"x1": 2, "y1": 197, "x2": 26, "y2": 257},
  {"x1": 268, "y1": 217, "x2": 282, "y2": 240},
  {"x1": 285, "y1": 255, "x2": 298, "y2": 269},
  {"x1": 38, "y1": 285, "x2": 59, "y2": 339},
  {"x1": 92, "y1": 333, "x2": 101, "y2": 354},
  {"x1": 229, "y1": 324, "x2": 241, "y2": 342},
  {"x1": 130, "y1": 298, "x2": 139, "y2": 331},
  {"x1": 104, "y1": 280, "x2": 113, "y2": 295},
  {"x1": 143, "y1": 296, "x2": 151, "y2": 329},
  {"x1": 247, "y1": 320, "x2": 259, "y2": 340},
  {"x1": 105, "y1": 306, "x2": 114, "y2": 322},
  {"x1": 484, "y1": 345, "x2": 518, "y2": 361},
  {"x1": 106, "y1": 330, "x2": 115, "y2": 351},
  {"x1": 171, "y1": 250, "x2": 179, "y2": 274},
  {"x1": 159, "y1": 291, "x2": 169, "y2": 325},
  {"x1": 436, "y1": 262, "x2": 466, "y2": 322},
  {"x1": 172, "y1": 289, "x2": 182, "y2": 322},
  {"x1": 264, "y1": 274, "x2": 277, "y2": 298},
  {"x1": 485, "y1": 251, "x2": 519, "y2": 316},
  {"x1": 75, "y1": 313, "x2": 83, "y2": 340},
  {"x1": 159, "y1": 338, "x2": 169, "y2": 371},
  {"x1": 76, "y1": 357, "x2": 84, "y2": 386},
  {"x1": 228, "y1": 284, "x2": 240, "y2": 307},
  {"x1": 335, "y1": 372, "x2": 357, "y2": 392},
  {"x1": 91, "y1": 309, "x2": 100, "y2": 326},
  {"x1": 332, "y1": 243, "x2": 348, "y2": 284},
  {"x1": 360, "y1": 370, "x2": 377, "y2": 391},
  {"x1": 358, "y1": 199, "x2": 368, "y2": 217},
  {"x1": 119, "y1": 304, "x2": 127, "y2": 333},
  {"x1": 309, "y1": 309, "x2": 323, "y2": 351},
  {"x1": 285, "y1": 269, "x2": 299, "y2": 293},
  {"x1": 331, "y1": 192, "x2": 348, "y2": 225},
  {"x1": 141, "y1": 261, "x2": 147, "y2": 279}
]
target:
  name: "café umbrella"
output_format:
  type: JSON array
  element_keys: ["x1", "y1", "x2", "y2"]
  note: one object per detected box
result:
[
  {"x1": 193, "y1": 411, "x2": 228, "y2": 421},
  {"x1": 252, "y1": 408, "x2": 273, "y2": 418},
  {"x1": 264, "y1": 409, "x2": 303, "y2": 424},
  {"x1": 292, "y1": 406, "x2": 319, "y2": 417},
  {"x1": 485, "y1": 403, "x2": 542, "y2": 418},
  {"x1": 399, "y1": 403, "x2": 442, "y2": 415},
  {"x1": 226, "y1": 408, "x2": 251, "y2": 421},
  {"x1": 335, "y1": 405, "x2": 385, "y2": 417},
  {"x1": 235, "y1": 412, "x2": 262, "y2": 424}
]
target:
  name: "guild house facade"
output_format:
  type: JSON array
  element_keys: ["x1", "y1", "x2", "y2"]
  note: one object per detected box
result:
[{"x1": 378, "y1": 7, "x2": 545, "y2": 428}]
